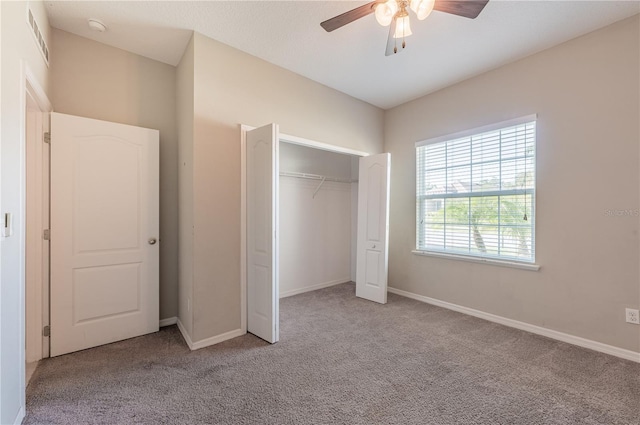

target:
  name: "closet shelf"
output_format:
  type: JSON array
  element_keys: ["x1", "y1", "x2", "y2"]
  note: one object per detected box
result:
[{"x1": 279, "y1": 171, "x2": 357, "y2": 184}]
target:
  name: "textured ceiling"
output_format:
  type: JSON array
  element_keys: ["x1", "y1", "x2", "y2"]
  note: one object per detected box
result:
[{"x1": 46, "y1": 1, "x2": 640, "y2": 109}]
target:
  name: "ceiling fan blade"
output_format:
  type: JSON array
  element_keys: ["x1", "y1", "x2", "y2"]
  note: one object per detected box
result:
[
  {"x1": 321, "y1": 1, "x2": 378, "y2": 32},
  {"x1": 433, "y1": 0, "x2": 489, "y2": 19},
  {"x1": 385, "y1": 16, "x2": 404, "y2": 57}
]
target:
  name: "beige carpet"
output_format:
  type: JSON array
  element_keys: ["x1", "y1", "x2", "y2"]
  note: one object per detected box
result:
[{"x1": 25, "y1": 283, "x2": 640, "y2": 424}]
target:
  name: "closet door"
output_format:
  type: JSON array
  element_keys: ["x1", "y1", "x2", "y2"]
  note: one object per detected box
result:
[
  {"x1": 246, "y1": 124, "x2": 279, "y2": 343},
  {"x1": 356, "y1": 153, "x2": 391, "y2": 304}
]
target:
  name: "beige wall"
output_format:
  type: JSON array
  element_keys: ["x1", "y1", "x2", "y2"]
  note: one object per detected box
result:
[
  {"x1": 176, "y1": 36, "x2": 195, "y2": 336},
  {"x1": 384, "y1": 16, "x2": 640, "y2": 353},
  {"x1": 1, "y1": 1, "x2": 51, "y2": 422},
  {"x1": 187, "y1": 32, "x2": 384, "y2": 342},
  {"x1": 50, "y1": 29, "x2": 179, "y2": 320}
]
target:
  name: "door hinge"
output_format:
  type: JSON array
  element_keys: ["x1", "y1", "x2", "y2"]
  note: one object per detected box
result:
[
  {"x1": 43, "y1": 325, "x2": 50, "y2": 337},
  {"x1": 43, "y1": 229, "x2": 50, "y2": 240},
  {"x1": 44, "y1": 132, "x2": 51, "y2": 144}
]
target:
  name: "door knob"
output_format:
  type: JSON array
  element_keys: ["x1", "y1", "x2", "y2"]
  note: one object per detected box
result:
[{"x1": 148, "y1": 238, "x2": 157, "y2": 245}]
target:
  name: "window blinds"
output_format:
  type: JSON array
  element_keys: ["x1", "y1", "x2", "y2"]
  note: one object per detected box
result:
[{"x1": 416, "y1": 116, "x2": 536, "y2": 262}]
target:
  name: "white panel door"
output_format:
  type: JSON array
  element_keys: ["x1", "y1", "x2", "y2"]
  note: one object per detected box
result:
[
  {"x1": 356, "y1": 153, "x2": 390, "y2": 304},
  {"x1": 246, "y1": 124, "x2": 279, "y2": 343},
  {"x1": 50, "y1": 113, "x2": 159, "y2": 356}
]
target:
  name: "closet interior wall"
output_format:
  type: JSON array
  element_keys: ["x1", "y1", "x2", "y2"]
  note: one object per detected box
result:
[{"x1": 279, "y1": 142, "x2": 359, "y2": 298}]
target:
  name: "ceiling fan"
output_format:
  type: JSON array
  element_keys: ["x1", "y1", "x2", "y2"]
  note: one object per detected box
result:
[{"x1": 321, "y1": 0, "x2": 489, "y2": 56}]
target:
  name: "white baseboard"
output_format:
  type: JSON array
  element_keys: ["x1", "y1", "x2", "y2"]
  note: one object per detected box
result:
[
  {"x1": 12, "y1": 406, "x2": 25, "y2": 425},
  {"x1": 176, "y1": 319, "x2": 194, "y2": 349},
  {"x1": 190, "y1": 328, "x2": 245, "y2": 350},
  {"x1": 388, "y1": 287, "x2": 640, "y2": 363},
  {"x1": 176, "y1": 319, "x2": 245, "y2": 351},
  {"x1": 280, "y1": 278, "x2": 350, "y2": 298},
  {"x1": 159, "y1": 316, "x2": 178, "y2": 327}
]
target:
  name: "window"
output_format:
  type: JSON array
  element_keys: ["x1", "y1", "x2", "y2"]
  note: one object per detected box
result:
[{"x1": 416, "y1": 116, "x2": 536, "y2": 263}]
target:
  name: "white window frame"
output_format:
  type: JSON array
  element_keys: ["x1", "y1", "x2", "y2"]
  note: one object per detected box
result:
[{"x1": 414, "y1": 115, "x2": 540, "y2": 271}]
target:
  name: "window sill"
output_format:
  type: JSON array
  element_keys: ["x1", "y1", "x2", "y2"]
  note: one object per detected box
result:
[{"x1": 411, "y1": 250, "x2": 541, "y2": 272}]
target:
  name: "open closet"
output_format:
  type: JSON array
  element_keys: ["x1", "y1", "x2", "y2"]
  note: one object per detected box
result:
[
  {"x1": 278, "y1": 142, "x2": 359, "y2": 298},
  {"x1": 242, "y1": 123, "x2": 390, "y2": 344}
]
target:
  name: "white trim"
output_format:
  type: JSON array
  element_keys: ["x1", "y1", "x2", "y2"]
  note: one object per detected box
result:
[
  {"x1": 18, "y1": 62, "x2": 28, "y2": 417},
  {"x1": 24, "y1": 64, "x2": 52, "y2": 363},
  {"x1": 25, "y1": 92, "x2": 45, "y2": 365},
  {"x1": 15, "y1": 61, "x2": 53, "y2": 419},
  {"x1": 280, "y1": 133, "x2": 369, "y2": 157},
  {"x1": 241, "y1": 124, "x2": 369, "y2": 157},
  {"x1": 388, "y1": 287, "x2": 640, "y2": 363},
  {"x1": 40, "y1": 115, "x2": 50, "y2": 360},
  {"x1": 415, "y1": 114, "x2": 538, "y2": 148},
  {"x1": 12, "y1": 406, "x2": 25, "y2": 425},
  {"x1": 273, "y1": 126, "x2": 280, "y2": 342},
  {"x1": 190, "y1": 328, "x2": 245, "y2": 351},
  {"x1": 176, "y1": 319, "x2": 194, "y2": 349},
  {"x1": 280, "y1": 279, "x2": 350, "y2": 299},
  {"x1": 177, "y1": 319, "x2": 245, "y2": 351},
  {"x1": 24, "y1": 68, "x2": 52, "y2": 112},
  {"x1": 240, "y1": 125, "x2": 248, "y2": 334},
  {"x1": 25, "y1": 66, "x2": 53, "y2": 126},
  {"x1": 240, "y1": 123, "x2": 368, "y2": 337},
  {"x1": 412, "y1": 250, "x2": 540, "y2": 271},
  {"x1": 159, "y1": 317, "x2": 177, "y2": 327}
]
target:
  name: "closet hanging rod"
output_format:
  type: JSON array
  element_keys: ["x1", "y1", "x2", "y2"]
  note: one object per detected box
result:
[{"x1": 279, "y1": 171, "x2": 357, "y2": 184}]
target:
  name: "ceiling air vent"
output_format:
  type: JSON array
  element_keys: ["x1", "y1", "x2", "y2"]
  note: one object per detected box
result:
[{"x1": 27, "y1": 7, "x2": 50, "y2": 66}]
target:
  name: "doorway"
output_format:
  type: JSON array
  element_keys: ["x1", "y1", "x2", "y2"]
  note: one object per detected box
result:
[
  {"x1": 278, "y1": 142, "x2": 359, "y2": 298},
  {"x1": 25, "y1": 110, "x2": 161, "y2": 364},
  {"x1": 241, "y1": 124, "x2": 390, "y2": 344},
  {"x1": 24, "y1": 73, "x2": 52, "y2": 385}
]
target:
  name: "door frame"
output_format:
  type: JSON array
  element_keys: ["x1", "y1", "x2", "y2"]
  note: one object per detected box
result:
[
  {"x1": 21, "y1": 62, "x2": 52, "y2": 394},
  {"x1": 25, "y1": 80, "x2": 51, "y2": 367},
  {"x1": 239, "y1": 124, "x2": 369, "y2": 335}
]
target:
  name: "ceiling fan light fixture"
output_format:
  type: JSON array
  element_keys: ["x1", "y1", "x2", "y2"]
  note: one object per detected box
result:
[
  {"x1": 393, "y1": 13, "x2": 412, "y2": 38},
  {"x1": 319, "y1": 0, "x2": 490, "y2": 56},
  {"x1": 410, "y1": 0, "x2": 436, "y2": 20},
  {"x1": 374, "y1": 0, "x2": 398, "y2": 26}
]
